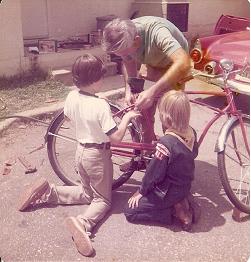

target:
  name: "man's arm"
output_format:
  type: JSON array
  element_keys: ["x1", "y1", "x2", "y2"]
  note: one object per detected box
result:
[
  {"x1": 135, "y1": 48, "x2": 191, "y2": 109},
  {"x1": 122, "y1": 59, "x2": 138, "y2": 79},
  {"x1": 152, "y1": 48, "x2": 191, "y2": 95},
  {"x1": 122, "y1": 59, "x2": 138, "y2": 103}
]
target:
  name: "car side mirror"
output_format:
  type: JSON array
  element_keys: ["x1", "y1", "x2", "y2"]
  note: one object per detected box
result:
[{"x1": 220, "y1": 59, "x2": 234, "y2": 73}]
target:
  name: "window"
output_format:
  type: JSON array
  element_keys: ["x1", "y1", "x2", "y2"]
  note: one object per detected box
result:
[{"x1": 166, "y1": 3, "x2": 189, "y2": 32}]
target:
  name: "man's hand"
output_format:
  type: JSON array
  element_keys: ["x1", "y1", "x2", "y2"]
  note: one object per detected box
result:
[
  {"x1": 125, "y1": 89, "x2": 137, "y2": 106},
  {"x1": 135, "y1": 89, "x2": 154, "y2": 110},
  {"x1": 128, "y1": 190, "x2": 143, "y2": 209}
]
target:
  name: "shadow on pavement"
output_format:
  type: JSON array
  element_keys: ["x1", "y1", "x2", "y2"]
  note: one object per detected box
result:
[
  {"x1": 194, "y1": 93, "x2": 250, "y2": 115},
  {"x1": 94, "y1": 160, "x2": 233, "y2": 235},
  {"x1": 191, "y1": 160, "x2": 231, "y2": 231},
  {"x1": 17, "y1": 159, "x2": 234, "y2": 237}
]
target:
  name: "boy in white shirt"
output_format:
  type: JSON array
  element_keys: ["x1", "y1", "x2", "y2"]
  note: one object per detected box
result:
[{"x1": 18, "y1": 54, "x2": 140, "y2": 257}]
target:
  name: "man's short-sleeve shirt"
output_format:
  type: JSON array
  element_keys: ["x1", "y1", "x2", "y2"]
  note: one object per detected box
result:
[
  {"x1": 133, "y1": 16, "x2": 189, "y2": 68},
  {"x1": 64, "y1": 90, "x2": 117, "y2": 144}
]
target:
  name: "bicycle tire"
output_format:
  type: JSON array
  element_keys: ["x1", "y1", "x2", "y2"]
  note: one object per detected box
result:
[
  {"x1": 47, "y1": 104, "x2": 140, "y2": 189},
  {"x1": 217, "y1": 115, "x2": 250, "y2": 213}
]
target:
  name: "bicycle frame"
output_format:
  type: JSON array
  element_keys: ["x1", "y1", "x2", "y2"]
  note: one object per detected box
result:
[
  {"x1": 44, "y1": 59, "x2": 250, "y2": 212},
  {"x1": 110, "y1": 81, "x2": 250, "y2": 161},
  {"x1": 111, "y1": 108, "x2": 155, "y2": 158}
]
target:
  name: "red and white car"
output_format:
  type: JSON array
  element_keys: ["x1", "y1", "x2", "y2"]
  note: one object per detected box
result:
[{"x1": 190, "y1": 15, "x2": 250, "y2": 95}]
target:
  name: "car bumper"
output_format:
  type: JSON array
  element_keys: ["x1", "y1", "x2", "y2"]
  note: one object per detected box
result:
[{"x1": 192, "y1": 69, "x2": 250, "y2": 96}]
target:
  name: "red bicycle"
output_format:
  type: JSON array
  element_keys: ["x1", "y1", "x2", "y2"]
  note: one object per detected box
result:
[{"x1": 45, "y1": 59, "x2": 250, "y2": 214}]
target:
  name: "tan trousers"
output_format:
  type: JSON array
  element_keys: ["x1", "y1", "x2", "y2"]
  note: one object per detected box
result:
[{"x1": 43, "y1": 144, "x2": 113, "y2": 233}]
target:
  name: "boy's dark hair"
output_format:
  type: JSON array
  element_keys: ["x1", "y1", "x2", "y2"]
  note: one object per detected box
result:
[{"x1": 72, "y1": 54, "x2": 106, "y2": 87}]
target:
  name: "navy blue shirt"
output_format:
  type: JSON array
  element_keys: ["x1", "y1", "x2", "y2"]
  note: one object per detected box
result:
[{"x1": 139, "y1": 130, "x2": 198, "y2": 199}]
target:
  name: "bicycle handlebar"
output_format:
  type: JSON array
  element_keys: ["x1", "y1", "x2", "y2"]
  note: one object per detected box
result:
[{"x1": 193, "y1": 68, "x2": 242, "y2": 79}]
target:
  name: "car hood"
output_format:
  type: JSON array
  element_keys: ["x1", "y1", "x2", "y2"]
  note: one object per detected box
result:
[{"x1": 204, "y1": 31, "x2": 250, "y2": 66}]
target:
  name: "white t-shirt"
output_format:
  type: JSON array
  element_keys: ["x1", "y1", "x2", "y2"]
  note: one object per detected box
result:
[{"x1": 64, "y1": 90, "x2": 117, "y2": 144}]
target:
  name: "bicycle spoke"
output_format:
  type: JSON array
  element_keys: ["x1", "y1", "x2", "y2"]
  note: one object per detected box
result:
[
  {"x1": 224, "y1": 150, "x2": 248, "y2": 165},
  {"x1": 236, "y1": 165, "x2": 250, "y2": 204},
  {"x1": 229, "y1": 130, "x2": 242, "y2": 164},
  {"x1": 48, "y1": 132, "x2": 77, "y2": 143},
  {"x1": 225, "y1": 138, "x2": 249, "y2": 163},
  {"x1": 218, "y1": 116, "x2": 250, "y2": 213}
]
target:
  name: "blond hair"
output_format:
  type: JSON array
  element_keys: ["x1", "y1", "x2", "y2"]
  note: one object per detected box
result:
[
  {"x1": 158, "y1": 90, "x2": 190, "y2": 133},
  {"x1": 102, "y1": 18, "x2": 137, "y2": 53}
]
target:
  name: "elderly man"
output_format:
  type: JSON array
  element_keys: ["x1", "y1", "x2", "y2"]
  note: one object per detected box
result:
[{"x1": 102, "y1": 16, "x2": 191, "y2": 169}]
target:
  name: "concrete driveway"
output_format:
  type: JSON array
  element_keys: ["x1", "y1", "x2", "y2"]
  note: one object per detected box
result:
[{"x1": 0, "y1": 78, "x2": 249, "y2": 261}]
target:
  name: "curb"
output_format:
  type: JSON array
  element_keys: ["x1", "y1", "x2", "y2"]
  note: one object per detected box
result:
[{"x1": 0, "y1": 87, "x2": 125, "y2": 135}]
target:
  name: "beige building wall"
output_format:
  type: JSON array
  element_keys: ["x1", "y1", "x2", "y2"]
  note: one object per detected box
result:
[
  {"x1": 131, "y1": 0, "x2": 249, "y2": 40},
  {"x1": 0, "y1": 0, "x2": 134, "y2": 76},
  {"x1": 0, "y1": 0, "x2": 249, "y2": 77},
  {"x1": 0, "y1": 0, "x2": 25, "y2": 76},
  {"x1": 188, "y1": 0, "x2": 250, "y2": 38},
  {"x1": 21, "y1": 0, "x2": 134, "y2": 39},
  {"x1": 47, "y1": 0, "x2": 135, "y2": 38}
]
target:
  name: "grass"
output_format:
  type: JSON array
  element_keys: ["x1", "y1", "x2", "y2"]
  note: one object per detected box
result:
[
  {"x1": 0, "y1": 66, "x2": 49, "y2": 90},
  {"x1": 0, "y1": 78, "x2": 70, "y2": 119}
]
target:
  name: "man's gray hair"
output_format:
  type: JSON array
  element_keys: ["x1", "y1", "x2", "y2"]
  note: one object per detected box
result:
[{"x1": 102, "y1": 18, "x2": 137, "y2": 53}]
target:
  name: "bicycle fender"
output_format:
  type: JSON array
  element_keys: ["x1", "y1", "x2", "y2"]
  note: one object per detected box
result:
[
  {"x1": 44, "y1": 109, "x2": 64, "y2": 143},
  {"x1": 214, "y1": 116, "x2": 238, "y2": 153}
]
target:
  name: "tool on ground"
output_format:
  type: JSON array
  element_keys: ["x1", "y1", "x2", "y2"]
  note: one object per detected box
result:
[{"x1": 18, "y1": 156, "x2": 37, "y2": 174}]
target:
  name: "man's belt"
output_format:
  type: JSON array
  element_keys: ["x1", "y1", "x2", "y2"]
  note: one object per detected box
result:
[{"x1": 80, "y1": 142, "x2": 111, "y2": 149}]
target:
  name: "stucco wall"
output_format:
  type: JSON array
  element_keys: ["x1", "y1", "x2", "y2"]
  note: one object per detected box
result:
[
  {"x1": 47, "y1": 0, "x2": 134, "y2": 38},
  {"x1": 130, "y1": 0, "x2": 249, "y2": 43},
  {"x1": 21, "y1": 0, "x2": 135, "y2": 39},
  {"x1": 0, "y1": 0, "x2": 249, "y2": 77},
  {"x1": 187, "y1": 0, "x2": 250, "y2": 39},
  {"x1": 0, "y1": 0, "x2": 25, "y2": 76}
]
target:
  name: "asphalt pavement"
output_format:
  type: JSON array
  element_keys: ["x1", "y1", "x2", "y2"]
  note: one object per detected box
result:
[{"x1": 0, "y1": 77, "x2": 249, "y2": 262}]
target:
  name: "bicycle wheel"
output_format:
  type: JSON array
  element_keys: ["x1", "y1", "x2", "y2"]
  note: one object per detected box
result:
[
  {"x1": 46, "y1": 104, "x2": 140, "y2": 189},
  {"x1": 218, "y1": 115, "x2": 250, "y2": 213}
]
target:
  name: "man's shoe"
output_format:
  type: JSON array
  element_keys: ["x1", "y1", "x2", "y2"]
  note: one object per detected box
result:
[
  {"x1": 18, "y1": 178, "x2": 49, "y2": 211},
  {"x1": 65, "y1": 217, "x2": 94, "y2": 257},
  {"x1": 187, "y1": 193, "x2": 201, "y2": 224}
]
